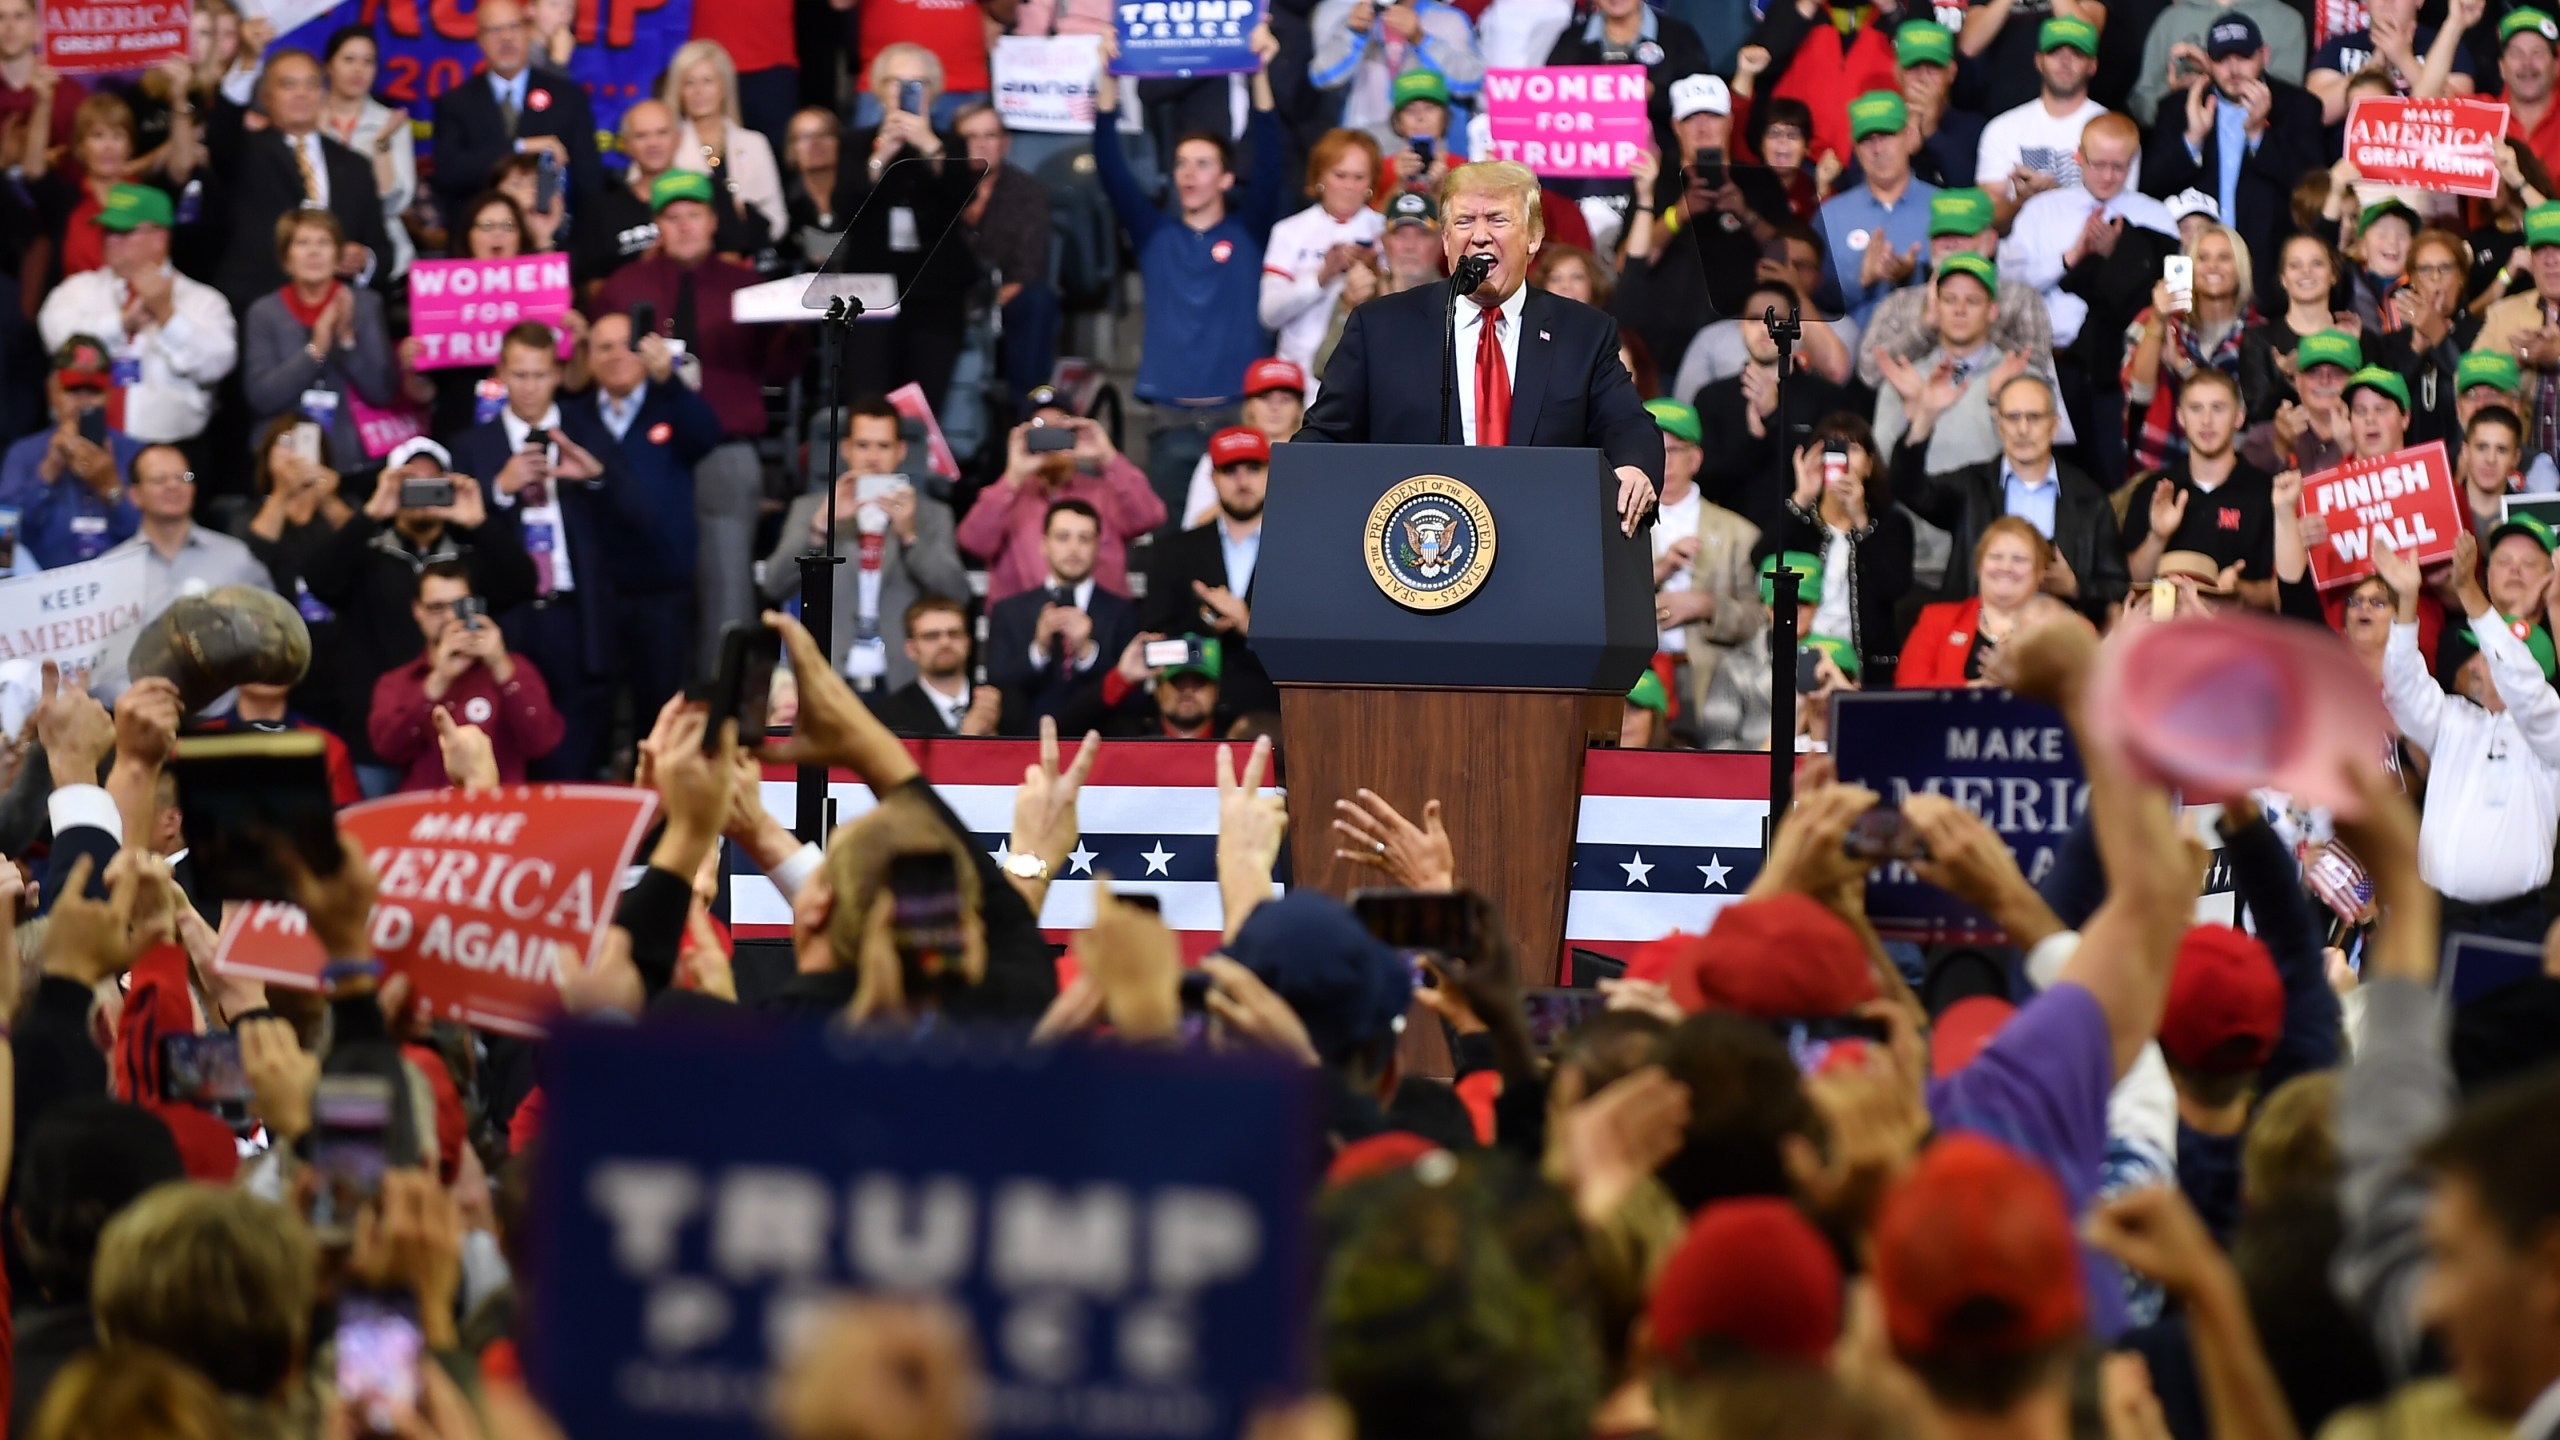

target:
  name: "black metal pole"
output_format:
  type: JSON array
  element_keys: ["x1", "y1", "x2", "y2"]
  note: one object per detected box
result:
[
  {"x1": 1764, "y1": 301, "x2": 1802, "y2": 823},
  {"x1": 794, "y1": 297, "x2": 858, "y2": 844},
  {"x1": 1439, "y1": 275, "x2": 1459, "y2": 446}
]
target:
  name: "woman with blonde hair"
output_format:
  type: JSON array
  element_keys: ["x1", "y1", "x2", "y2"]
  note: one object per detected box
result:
[{"x1": 660, "y1": 38, "x2": 787, "y2": 248}]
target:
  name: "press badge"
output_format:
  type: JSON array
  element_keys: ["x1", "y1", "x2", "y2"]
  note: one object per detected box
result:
[
  {"x1": 110, "y1": 349, "x2": 141, "y2": 388},
  {"x1": 294, "y1": 578, "x2": 335, "y2": 625},
  {"x1": 845, "y1": 637, "x2": 887, "y2": 681},
  {"x1": 524, "y1": 520, "x2": 558, "y2": 555},
  {"x1": 300, "y1": 389, "x2": 339, "y2": 424},
  {"x1": 474, "y1": 378, "x2": 507, "y2": 425},
  {"x1": 888, "y1": 206, "x2": 919, "y2": 252}
]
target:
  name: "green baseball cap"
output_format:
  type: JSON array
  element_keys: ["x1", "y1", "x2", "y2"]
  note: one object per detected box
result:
[
  {"x1": 2502, "y1": 7, "x2": 2559, "y2": 47},
  {"x1": 1804, "y1": 634, "x2": 1862, "y2": 681},
  {"x1": 650, "y1": 169, "x2": 715, "y2": 212},
  {"x1": 1628, "y1": 669, "x2": 1671, "y2": 713},
  {"x1": 2358, "y1": 197, "x2": 2419, "y2": 236},
  {"x1": 2038, "y1": 15, "x2": 2099, "y2": 53},
  {"x1": 2448, "y1": 612, "x2": 2560, "y2": 679},
  {"x1": 1934, "y1": 250, "x2": 1997, "y2": 294},
  {"x1": 2295, "y1": 328, "x2": 2362, "y2": 373},
  {"x1": 1929, "y1": 186, "x2": 1994, "y2": 238},
  {"x1": 1848, "y1": 90, "x2": 1909, "y2": 142},
  {"x1": 1895, "y1": 19, "x2": 1956, "y2": 66},
  {"x1": 1390, "y1": 68, "x2": 1450, "y2": 110},
  {"x1": 2459, "y1": 349, "x2": 2524, "y2": 394},
  {"x1": 1165, "y1": 634, "x2": 1223, "y2": 682},
  {"x1": 98, "y1": 183, "x2": 173, "y2": 232},
  {"x1": 2526, "y1": 200, "x2": 2560, "y2": 247},
  {"x1": 1759, "y1": 550, "x2": 1825, "y2": 606},
  {"x1": 2346, "y1": 365, "x2": 2411, "y2": 412},
  {"x1": 1385, "y1": 190, "x2": 1439, "y2": 230},
  {"x1": 1646, "y1": 398, "x2": 1702, "y2": 444},
  {"x1": 2490, "y1": 511, "x2": 2558, "y2": 556}
]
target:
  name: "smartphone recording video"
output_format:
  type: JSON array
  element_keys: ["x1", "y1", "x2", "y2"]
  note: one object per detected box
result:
[
  {"x1": 1842, "y1": 806, "x2": 1930, "y2": 862},
  {"x1": 158, "y1": 1033, "x2": 250, "y2": 1107},
  {"x1": 704, "y1": 622, "x2": 781, "y2": 753},
  {"x1": 1520, "y1": 987, "x2": 1610, "y2": 1052},
  {"x1": 1351, "y1": 888, "x2": 1477, "y2": 957},
  {"x1": 337, "y1": 1291, "x2": 425, "y2": 1435},
  {"x1": 311, "y1": 1075, "x2": 393, "y2": 1240},
  {"x1": 888, "y1": 853, "x2": 967, "y2": 999}
]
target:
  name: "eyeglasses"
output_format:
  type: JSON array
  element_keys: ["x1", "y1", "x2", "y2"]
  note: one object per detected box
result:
[
  {"x1": 473, "y1": 219, "x2": 519, "y2": 232},
  {"x1": 1996, "y1": 410, "x2": 2056, "y2": 425},
  {"x1": 2411, "y1": 261, "x2": 2459, "y2": 278},
  {"x1": 418, "y1": 599, "x2": 470, "y2": 617},
  {"x1": 2345, "y1": 594, "x2": 2394, "y2": 610},
  {"x1": 139, "y1": 469, "x2": 194, "y2": 486}
]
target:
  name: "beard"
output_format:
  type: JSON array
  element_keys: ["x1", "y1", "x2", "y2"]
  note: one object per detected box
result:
[{"x1": 1220, "y1": 497, "x2": 1265, "y2": 523}]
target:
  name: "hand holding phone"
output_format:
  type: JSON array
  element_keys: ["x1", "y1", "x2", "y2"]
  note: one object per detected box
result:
[
  {"x1": 704, "y1": 622, "x2": 780, "y2": 753},
  {"x1": 2162, "y1": 255, "x2": 2194, "y2": 315}
]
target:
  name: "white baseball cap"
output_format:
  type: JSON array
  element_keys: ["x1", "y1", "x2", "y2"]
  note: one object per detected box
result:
[
  {"x1": 386, "y1": 437, "x2": 453, "y2": 471},
  {"x1": 1669, "y1": 74, "x2": 1731, "y2": 121},
  {"x1": 2165, "y1": 188, "x2": 2221, "y2": 224}
]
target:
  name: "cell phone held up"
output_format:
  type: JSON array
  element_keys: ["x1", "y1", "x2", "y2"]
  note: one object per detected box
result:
[
  {"x1": 75, "y1": 406, "x2": 107, "y2": 449},
  {"x1": 399, "y1": 475, "x2": 456, "y2": 511},
  {"x1": 1026, "y1": 420, "x2": 1077, "y2": 454},
  {"x1": 2162, "y1": 254, "x2": 2194, "y2": 315},
  {"x1": 169, "y1": 730, "x2": 344, "y2": 905},
  {"x1": 337, "y1": 1290, "x2": 425, "y2": 1436},
  {"x1": 888, "y1": 852, "x2": 968, "y2": 1000},
  {"x1": 898, "y1": 79, "x2": 927, "y2": 118},
  {"x1": 1351, "y1": 887, "x2": 1478, "y2": 958},
  {"x1": 704, "y1": 621, "x2": 781, "y2": 753},
  {"x1": 1842, "y1": 805, "x2": 1930, "y2": 863},
  {"x1": 1691, "y1": 147, "x2": 1726, "y2": 194}
]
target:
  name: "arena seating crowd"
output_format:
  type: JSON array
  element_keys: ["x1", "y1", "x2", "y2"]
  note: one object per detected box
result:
[{"x1": 0, "y1": 0, "x2": 2551, "y2": 1435}]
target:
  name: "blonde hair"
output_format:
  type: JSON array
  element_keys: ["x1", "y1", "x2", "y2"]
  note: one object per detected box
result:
[
  {"x1": 661, "y1": 38, "x2": 742, "y2": 127},
  {"x1": 868, "y1": 43, "x2": 947, "y2": 109},
  {"x1": 2189, "y1": 222, "x2": 2254, "y2": 310},
  {"x1": 1439, "y1": 160, "x2": 1545, "y2": 247},
  {"x1": 93, "y1": 1186, "x2": 315, "y2": 1400},
  {"x1": 27, "y1": 1345, "x2": 236, "y2": 1440}
]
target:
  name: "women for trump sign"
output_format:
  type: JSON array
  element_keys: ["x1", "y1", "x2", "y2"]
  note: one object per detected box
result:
[
  {"x1": 406, "y1": 255, "x2": 575, "y2": 371},
  {"x1": 1478, "y1": 66, "x2": 1650, "y2": 178}
]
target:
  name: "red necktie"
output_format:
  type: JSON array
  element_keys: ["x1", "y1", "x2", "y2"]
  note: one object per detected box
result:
[{"x1": 1475, "y1": 308, "x2": 1510, "y2": 447}]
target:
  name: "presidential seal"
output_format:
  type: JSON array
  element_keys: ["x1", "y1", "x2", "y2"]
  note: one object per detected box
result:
[{"x1": 1365, "y1": 474, "x2": 1497, "y2": 611}]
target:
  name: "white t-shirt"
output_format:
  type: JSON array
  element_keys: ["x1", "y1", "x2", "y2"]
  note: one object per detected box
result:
[
  {"x1": 1810, "y1": 526, "x2": 1855, "y2": 644},
  {"x1": 1976, "y1": 97, "x2": 2133, "y2": 199},
  {"x1": 1260, "y1": 203, "x2": 1386, "y2": 369},
  {"x1": 1654, "y1": 487, "x2": 1702, "y2": 653}
]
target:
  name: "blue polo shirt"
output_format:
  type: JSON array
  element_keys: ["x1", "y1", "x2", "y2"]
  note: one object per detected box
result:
[
  {"x1": 1816, "y1": 177, "x2": 1941, "y2": 329},
  {"x1": 1094, "y1": 105, "x2": 1287, "y2": 409},
  {"x1": 0, "y1": 428, "x2": 143, "y2": 569}
]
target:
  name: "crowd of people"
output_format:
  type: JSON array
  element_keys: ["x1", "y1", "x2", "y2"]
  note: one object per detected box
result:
[{"x1": 0, "y1": 0, "x2": 2551, "y2": 1436}]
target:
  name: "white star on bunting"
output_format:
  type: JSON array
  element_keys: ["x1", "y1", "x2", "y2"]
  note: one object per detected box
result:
[
  {"x1": 1067, "y1": 844, "x2": 1098, "y2": 876},
  {"x1": 1621, "y1": 852, "x2": 1654, "y2": 887},
  {"x1": 1699, "y1": 854, "x2": 1732, "y2": 890},
  {"x1": 1140, "y1": 842, "x2": 1175, "y2": 876}
]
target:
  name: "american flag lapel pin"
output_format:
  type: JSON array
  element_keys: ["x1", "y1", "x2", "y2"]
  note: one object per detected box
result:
[{"x1": 1539, "y1": 329, "x2": 1551, "y2": 341}]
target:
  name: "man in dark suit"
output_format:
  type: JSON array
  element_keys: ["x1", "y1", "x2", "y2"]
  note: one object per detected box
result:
[
  {"x1": 2139, "y1": 14, "x2": 2323, "y2": 315},
  {"x1": 985, "y1": 499, "x2": 1139, "y2": 735},
  {"x1": 567, "y1": 309, "x2": 723, "y2": 714},
  {"x1": 205, "y1": 50, "x2": 395, "y2": 312},
  {"x1": 446, "y1": 321, "x2": 646, "y2": 781},
  {"x1": 430, "y1": 0, "x2": 604, "y2": 224},
  {"x1": 1141, "y1": 426, "x2": 1276, "y2": 718},
  {"x1": 868, "y1": 596, "x2": 998, "y2": 737},
  {"x1": 1891, "y1": 370, "x2": 2129, "y2": 624},
  {"x1": 1299, "y1": 162, "x2": 1664, "y2": 536}
]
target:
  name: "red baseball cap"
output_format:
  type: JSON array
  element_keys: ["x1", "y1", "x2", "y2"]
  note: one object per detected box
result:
[
  {"x1": 1326, "y1": 1130, "x2": 1444, "y2": 1187},
  {"x1": 1873, "y1": 1134, "x2": 2086, "y2": 1362},
  {"x1": 1650, "y1": 1197, "x2": 1843, "y2": 1371},
  {"x1": 2083, "y1": 609, "x2": 2388, "y2": 815},
  {"x1": 1929, "y1": 995, "x2": 2017, "y2": 1080},
  {"x1": 1666, "y1": 895, "x2": 1880, "y2": 1018},
  {"x1": 1243, "y1": 356, "x2": 1307, "y2": 396},
  {"x1": 2157, "y1": 924, "x2": 2284, "y2": 1075},
  {"x1": 1208, "y1": 426, "x2": 1271, "y2": 468}
]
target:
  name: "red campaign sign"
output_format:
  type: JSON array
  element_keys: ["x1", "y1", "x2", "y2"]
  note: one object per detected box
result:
[
  {"x1": 210, "y1": 785, "x2": 659, "y2": 1037},
  {"x1": 42, "y1": 0, "x2": 188, "y2": 74},
  {"x1": 2301, "y1": 441, "x2": 2462, "y2": 590},
  {"x1": 2345, "y1": 96, "x2": 2509, "y2": 199}
]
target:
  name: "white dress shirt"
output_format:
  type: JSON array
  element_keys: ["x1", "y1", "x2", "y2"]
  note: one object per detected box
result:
[
  {"x1": 918, "y1": 674, "x2": 971, "y2": 731},
  {"x1": 1454, "y1": 281, "x2": 1528, "y2": 447},
  {"x1": 2001, "y1": 185, "x2": 2180, "y2": 348},
  {"x1": 36, "y1": 266, "x2": 238, "y2": 443},
  {"x1": 2381, "y1": 618, "x2": 2560, "y2": 902},
  {"x1": 598, "y1": 380, "x2": 647, "y2": 441},
  {"x1": 494, "y1": 405, "x2": 577, "y2": 593},
  {"x1": 2515, "y1": 1375, "x2": 2560, "y2": 1440}
]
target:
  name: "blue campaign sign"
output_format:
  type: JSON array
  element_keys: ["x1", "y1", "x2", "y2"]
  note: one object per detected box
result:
[
  {"x1": 1830, "y1": 689, "x2": 2087, "y2": 940},
  {"x1": 276, "y1": 0, "x2": 692, "y2": 161},
  {"x1": 1109, "y1": 0, "x2": 1262, "y2": 77},
  {"x1": 529, "y1": 1024, "x2": 1321, "y2": 1440}
]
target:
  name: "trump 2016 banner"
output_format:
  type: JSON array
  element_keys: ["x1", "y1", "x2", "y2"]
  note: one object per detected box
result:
[
  {"x1": 2302, "y1": 441, "x2": 2461, "y2": 590},
  {"x1": 406, "y1": 255, "x2": 574, "y2": 370},
  {"x1": 268, "y1": 0, "x2": 691, "y2": 158},
  {"x1": 2346, "y1": 96, "x2": 2509, "y2": 199},
  {"x1": 210, "y1": 785, "x2": 659, "y2": 1035},
  {"x1": 529, "y1": 1027, "x2": 1318, "y2": 1440},
  {"x1": 44, "y1": 0, "x2": 188, "y2": 73},
  {"x1": 1479, "y1": 66, "x2": 1649, "y2": 178},
  {"x1": 1110, "y1": 0, "x2": 1262, "y2": 78}
]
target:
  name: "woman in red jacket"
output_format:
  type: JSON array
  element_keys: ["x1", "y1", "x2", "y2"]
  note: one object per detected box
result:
[{"x1": 1897, "y1": 515, "x2": 2052, "y2": 688}]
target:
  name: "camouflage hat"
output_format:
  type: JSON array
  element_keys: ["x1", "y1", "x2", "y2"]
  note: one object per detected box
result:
[
  {"x1": 98, "y1": 183, "x2": 173, "y2": 232},
  {"x1": 1895, "y1": 19, "x2": 1956, "y2": 66},
  {"x1": 1929, "y1": 186, "x2": 1994, "y2": 238},
  {"x1": 1848, "y1": 90, "x2": 1909, "y2": 142},
  {"x1": 2038, "y1": 15, "x2": 2098, "y2": 53},
  {"x1": 50, "y1": 334, "x2": 113, "y2": 388},
  {"x1": 2294, "y1": 329, "x2": 2362, "y2": 373},
  {"x1": 2459, "y1": 349, "x2": 2523, "y2": 394},
  {"x1": 649, "y1": 169, "x2": 715, "y2": 212}
]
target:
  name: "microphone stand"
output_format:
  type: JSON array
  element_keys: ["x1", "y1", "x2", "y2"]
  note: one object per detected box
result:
[
  {"x1": 1764, "y1": 299, "x2": 1803, "y2": 826},
  {"x1": 1439, "y1": 256, "x2": 1493, "y2": 445},
  {"x1": 795, "y1": 295, "x2": 864, "y2": 845}
]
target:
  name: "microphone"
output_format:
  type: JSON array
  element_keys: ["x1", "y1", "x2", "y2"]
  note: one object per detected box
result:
[{"x1": 1451, "y1": 252, "x2": 1496, "y2": 294}]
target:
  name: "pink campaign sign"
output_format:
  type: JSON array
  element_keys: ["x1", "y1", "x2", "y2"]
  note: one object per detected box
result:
[
  {"x1": 407, "y1": 255, "x2": 576, "y2": 371},
  {"x1": 1477, "y1": 66, "x2": 1649, "y2": 179}
]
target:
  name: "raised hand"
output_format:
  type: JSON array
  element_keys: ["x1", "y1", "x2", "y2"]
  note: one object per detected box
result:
[
  {"x1": 1009, "y1": 716, "x2": 1099, "y2": 898},
  {"x1": 2371, "y1": 533, "x2": 2422, "y2": 602},
  {"x1": 1331, "y1": 788, "x2": 1456, "y2": 889},
  {"x1": 2149, "y1": 478, "x2": 2189, "y2": 540},
  {"x1": 1215, "y1": 737, "x2": 1285, "y2": 938}
]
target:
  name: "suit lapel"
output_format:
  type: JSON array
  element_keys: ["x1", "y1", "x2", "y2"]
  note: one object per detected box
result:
[{"x1": 1505, "y1": 288, "x2": 1554, "y2": 446}]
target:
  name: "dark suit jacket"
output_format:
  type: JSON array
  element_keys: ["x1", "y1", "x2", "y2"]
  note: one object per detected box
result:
[
  {"x1": 204, "y1": 110, "x2": 396, "y2": 311},
  {"x1": 448, "y1": 408, "x2": 647, "y2": 678},
  {"x1": 2140, "y1": 79, "x2": 2324, "y2": 314},
  {"x1": 869, "y1": 680, "x2": 963, "y2": 736},
  {"x1": 562, "y1": 379, "x2": 723, "y2": 593},
  {"x1": 984, "y1": 583, "x2": 1140, "y2": 734},
  {"x1": 1299, "y1": 282, "x2": 1665, "y2": 487},
  {"x1": 1892, "y1": 444, "x2": 2129, "y2": 624},
  {"x1": 431, "y1": 65, "x2": 604, "y2": 222},
  {"x1": 1141, "y1": 519, "x2": 1277, "y2": 718}
]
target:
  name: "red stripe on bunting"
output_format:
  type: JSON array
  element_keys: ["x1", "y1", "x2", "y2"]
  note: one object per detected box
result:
[
  {"x1": 757, "y1": 737, "x2": 1268, "y2": 788},
  {"x1": 1579, "y1": 749, "x2": 1774, "y2": 800}
]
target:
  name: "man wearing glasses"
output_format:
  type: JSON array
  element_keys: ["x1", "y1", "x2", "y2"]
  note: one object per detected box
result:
[
  {"x1": 205, "y1": 50, "x2": 395, "y2": 314},
  {"x1": 105, "y1": 446, "x2": 275, "y2": 631},
  {"x1": 429, "y1": 0, "x2": 602, "y2": 227},
  {"x1": 1891, "y1": 370, "x2": 2127, "y2": 623}
]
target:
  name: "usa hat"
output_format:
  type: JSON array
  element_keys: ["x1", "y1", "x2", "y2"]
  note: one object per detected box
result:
[
  {"x1": 1670, "y1": 74, "x2": 1731, "y2": 121},
  {"x1": 2204, "y1": 12, "x2": 2263, "y2": 57}
]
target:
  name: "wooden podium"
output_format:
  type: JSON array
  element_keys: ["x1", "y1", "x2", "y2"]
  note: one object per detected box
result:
[{"x1": 1256, "y1": 445, "x2": 1655, "y2": 1066}]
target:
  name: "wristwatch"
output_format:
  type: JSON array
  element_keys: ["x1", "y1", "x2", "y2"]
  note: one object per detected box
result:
[{"x1": 1003, "y1": 852, "x2": 1050, "y2": 882}]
